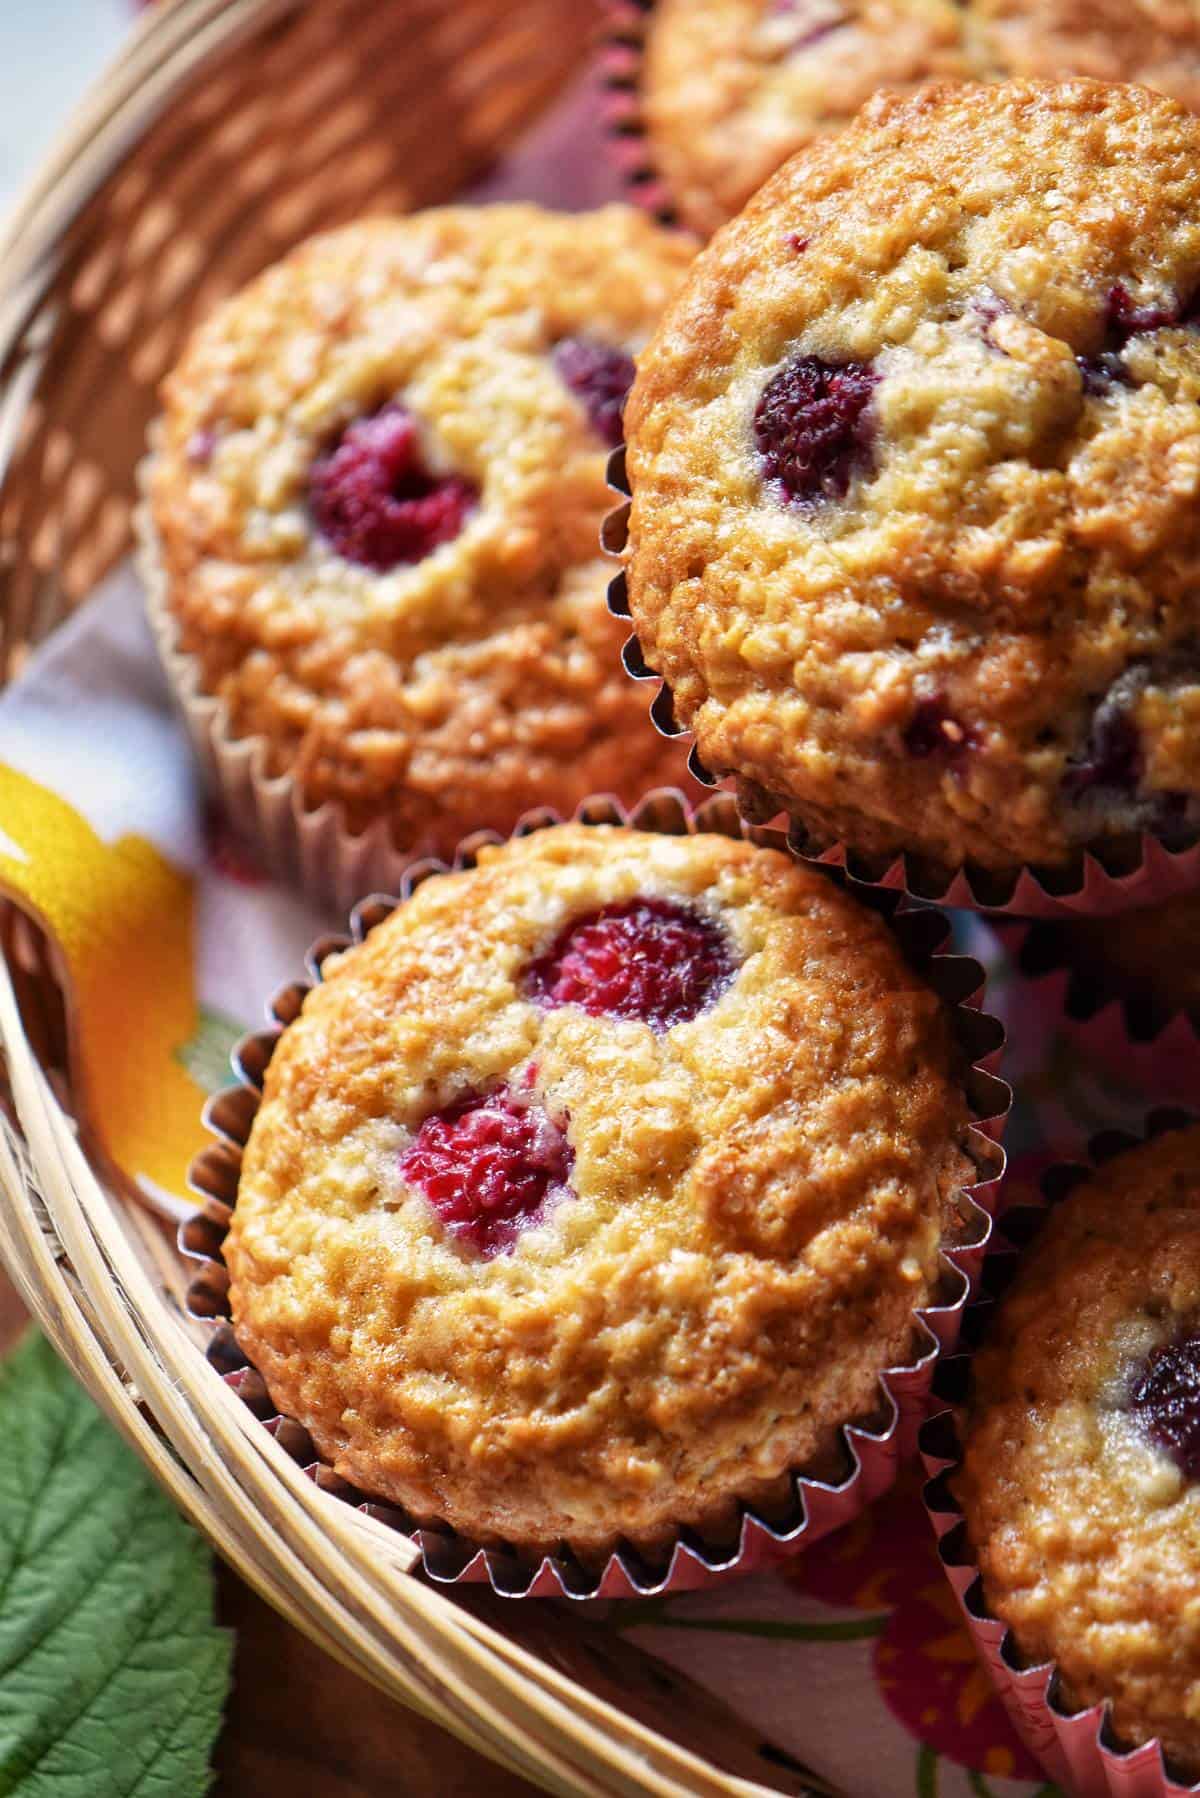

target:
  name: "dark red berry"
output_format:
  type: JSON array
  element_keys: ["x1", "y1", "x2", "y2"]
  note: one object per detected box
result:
[
  {"x1": 552, "y1": 337, "x2": 637, "y2": 447},
  {"x1": 309, "y1": 403, "x2": 476, "y2": 570},
  {"x1": 400, "y1": 1088, "x2": 573, "y2": 1258},
  {"x1": 755, "y1": 353, "x2": 879, "y2": 505},
  {"x1": 1064, "y1": 699, "x2": 1143, "y2": 797},
  {"x1": 1077, "y1": 283, "x2": 1181, "y2": 395},
  {"x1": 1106, "y1": 282, "x2": 1179, "y2": 338},
  {"x1": 1130, "y1": 1333, "x2": 1200, "y2": 1481},
  {"x1": 903, "y1": 695, "x2": 976, "y2": 763},
  {"x1": 186, "y1": 427, "x2": 217, "y2": 467},
  {"x1": 526, "y1": 896, "x2": 733, "y2": 1032}
]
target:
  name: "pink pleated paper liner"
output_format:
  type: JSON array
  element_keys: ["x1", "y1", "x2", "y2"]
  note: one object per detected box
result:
[
  {"x1": 182, "y1": 785, "x2": 1010, "y2": 1601},
  {"x1": 598, "y1": 0, "x2": 678, "y2": 226},
  {"x1": 134, "y1": 454, "x2": 435, "y2": 914},
  {"x1": 921, "y1": 1107, "x2": 1200, "y2": 1798},
  {"x1": 1000, "y1": 921, "x2": 1200, "y2": 1111},
  {"x1": 604, "y1": 448, "x2": 1200, "y2": 920}
]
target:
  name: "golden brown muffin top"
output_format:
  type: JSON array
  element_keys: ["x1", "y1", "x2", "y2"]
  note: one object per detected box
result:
[
  {"x1": 226, "y1": 823, "x2": 973, "y2": 1559},
  {"x1": 642, "y1": 0, "x2": 1200, "y2": 239},
  {"x1": 957, "y1": 1125, "x2": 1200, "y2": 1775},
  {"x1": 624, "y1": 81, "x2": 1200, "y2": 875},
  {"x1": 148, "y1": 206, "x2": 695, "y2": 854}
]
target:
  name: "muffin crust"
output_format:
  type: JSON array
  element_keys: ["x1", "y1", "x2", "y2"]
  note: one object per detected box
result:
[
  {"x1": 149, "y1": 206, "x2": 696, "y2": 855},
  {"x1": 624, "y1": 81, "x2": 1200, "y2": 874},
  {"x1": 642, "y1": 0, "x2": 1200, "y2": 239},
  {"x1": 226, "y1": 824, "x2": 974, "y2": 1557},
  {"x1": 957, "y1": 1126, "x2": 1200, "y2": 1776}
]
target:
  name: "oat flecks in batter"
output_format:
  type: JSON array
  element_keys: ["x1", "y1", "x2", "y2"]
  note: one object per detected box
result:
[
  {"x1": 226, "y1": 824, "x2": 973, "y2": 1560},
  {"x1": 149, "y1": 205, "x2": 696, "y2": 854},
  {"x1": 624, "y1": 82, "x2": 1200, "y2": 872}
]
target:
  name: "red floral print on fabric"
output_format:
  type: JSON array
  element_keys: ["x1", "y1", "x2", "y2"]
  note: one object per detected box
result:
[{"x1": 785, "y1": 1472, "x2": 1043, "y2": 1784}]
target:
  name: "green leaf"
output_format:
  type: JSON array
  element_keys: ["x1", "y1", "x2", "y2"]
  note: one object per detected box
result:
[
  {"x1": 173, "y1": 1004, "x2": 245, "y2": 1097},
  {"x1": 0, "y1": 1333, "x2": 231, "y2": 1797}
]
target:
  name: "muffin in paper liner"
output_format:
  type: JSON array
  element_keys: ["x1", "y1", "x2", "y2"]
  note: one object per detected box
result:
[
  {"x1": 921, "y1": 1108, "x2": 1200, "y2": 1798},
  {"x1": 603, "y1": 450, "x2": 1200, "y2": 921},
  {"x1": 1001, "y1": 918, "x2": 1200, "y2": 1111},
  {"x1": 599, "y1": 1, "x2": 679, "y2": 227},
  {"x1": 181, "y1": 786, "x2": 1009, "y2": 1601},
  {"x1": 136, "y1": 456, "x2": 423, "y2": 916}
]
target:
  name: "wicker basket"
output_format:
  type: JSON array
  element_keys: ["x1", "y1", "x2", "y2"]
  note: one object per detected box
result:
[{"x1": 0, "y1": 4, "x2": 835, "y2": 1794}]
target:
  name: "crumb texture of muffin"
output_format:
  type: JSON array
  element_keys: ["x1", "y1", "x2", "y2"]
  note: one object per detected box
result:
[
  {"x1": 148, "y1": 205, "x2": 695, "y2": 854},
  {"x1": 641, "y1": 0, "x2": 1200, "y2": 239},
  {"x1": 956, "y1": 1124, "x2": 1200, "y2": 1776},
  {"x1": 624, "y1": 81, "x2": 1200, "y2": 874},
  {"x1": 224, "y1": 823, "x2": 973, "y2": 1558}
]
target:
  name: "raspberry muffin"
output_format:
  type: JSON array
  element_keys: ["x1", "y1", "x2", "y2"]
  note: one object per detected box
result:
[
  {"x1": 955, "y1": 1124, "x2": 1200, "y2": 1779},
  {"x1": 622, "y1": 81, "x2": 1200, "y2": 879},
  {"x1": 143, "y1": 206, "x2": 695, "y2": 873},
  {"x1": 224, "y1": 822, "x2": 976, "y2": 1560},
  {"x1": 634, "y1": 0, "x2": 1200, "y2": 240}
]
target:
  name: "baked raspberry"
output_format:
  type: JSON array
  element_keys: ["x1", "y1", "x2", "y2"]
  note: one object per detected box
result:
[
  {"x1": 903, "y1": 694, "x2": 976, "y2": 762},
  {"x1": 1077, "y1": 284, "x2": 1180, "y2": 395},
  {"x1": 1130, "y1": 1332, "x2": 1200, "y2": 1481},
  {"x1": 309, "y1": 403, "x2": 476, "y2": 570},
  {"x1": 552, "y1": 338, "x2": 637, "y2": 447},
  {"x1": 755, "y1": 354, "x2": 878, "y2": 505},
  {"x1": 527, "y1": 896, "x2": 733, "y2": 1031},
  {"x1": 186, "y1": 427, "x2": 217, "y2": 468},
  {"x1": 1065, "y1": 652, "x2": 1200, "y2": 800},
  {"x1": 400, "y1": 1089, "x2": 573, "y2": 1258}
]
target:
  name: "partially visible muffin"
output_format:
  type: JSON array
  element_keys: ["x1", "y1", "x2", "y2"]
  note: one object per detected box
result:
[
  {"x1": 956, "y1": 1125, "x2": 1200, "y2": 1777},
  {"x1": 225, "y1": 822, "x2": 975, "y2": 1560},
  {"x1": 145, "y1": 205, "x2": 695, "y2": 860},
  {"x1": 973, "y1": 0, "x2": 1200, "y2": 111},
  {"x1": 640, "y1": 0, "x2": 1200, "y2": 239},
  {"x1": 1050, "y1": 894, "x2": 1200, "y2": 1023},
  {"x1": 641, "y1": 0, "x2": 969, "y2": 239},
  {"x1": 623, "y1": 81, "x2": 1200, "y2": 876}
]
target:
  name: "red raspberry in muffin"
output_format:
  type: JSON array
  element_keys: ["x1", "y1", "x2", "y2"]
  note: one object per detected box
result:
[
  {"x1": 144, "y1": 206, "x2": 697, "y2": 865},
  {"x1": 623, "y1": 82, "x2": 1200, "y2": 876},
  {"x1": 225, "y1": 823, "x2": 977, "y2": 1561},
  {"x1": 956, "y1": 1125, "x2": 1200, "y2": 1780}
]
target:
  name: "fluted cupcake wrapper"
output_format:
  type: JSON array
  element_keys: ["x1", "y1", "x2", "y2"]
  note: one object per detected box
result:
[
  {"x1": 999, "y1": 920, "x2": 1200, "y2": 1111},
  {"x1": 135, "y1": 447, "x2": 446, "y2": 914},
  {"x1": 921, "y1": 1108, "x2": 1200, "y2": 1797},
  {"x1": 183, "y1": 785, "x2": 1010, "y2": 1601},
  {"x1": 604, "y1": 450, "x2": 1200, "y2": 920},
  {"x1": 598, "y1": 0, "x2": 679, "y2": 227}
]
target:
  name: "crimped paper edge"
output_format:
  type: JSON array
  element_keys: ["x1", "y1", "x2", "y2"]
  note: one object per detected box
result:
[
  {"x1": 920, "y1": 1107, "x2": 1200, "y2": 1796},
  {"x1": 603, "y1": 448, "x2": 1200, "y2": 920},
  {"x1": 182, "y1": 785, "x2": 1011, "y2": 1600}
]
